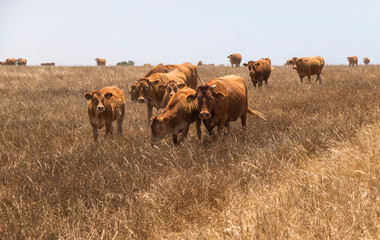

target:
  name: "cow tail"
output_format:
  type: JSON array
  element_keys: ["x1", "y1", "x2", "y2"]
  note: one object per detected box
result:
[
  {"x1": 247, "y1": 108, "x2": 267, "y2": 121},
  {"x1": 197, "y1": 75, "x2": 204, "y2": 84}
]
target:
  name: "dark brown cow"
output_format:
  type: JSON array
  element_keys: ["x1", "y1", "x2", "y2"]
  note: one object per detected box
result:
[
  {"x1": 17, "y1": 58, "x2": 27, "y2": 66},
  {"x1": 186, "y1": 75, "x2": 266, "y2": 136},
  {"x1": 41, "y1": 62, "x2": 55, "y2": 66},
  {"x1": 292, "y1": 56, "x2": 325, "y2": 83},
  {"x1": 84, "y1": 86, "x2": 125, "y2": 141},
  {"x1": 0, "y1": 58, "x2": 16, "y2": 66},
  {"x1": 227, "y1": 53, "x2": 242, "y2": 67},
  {"x1": 363, "y1": 57, "x2": 370, "y2": 65},
  {"x1": 243, "y1": 59, "x2": 272, "y2": 87},
  {"x1": 95, "y1": 58, "x2": 106, "y2": 66},
  {"x1": 197, "y1": 61, "x2": 203, "y2": 66},
  {"x1": 347, "y1": 56, "x2": 358, "y2": 67},
  {"x1": 151, "y1": 87, "x2": 201, "y2": 145}
]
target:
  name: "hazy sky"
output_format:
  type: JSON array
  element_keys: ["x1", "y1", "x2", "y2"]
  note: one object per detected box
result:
[{"x1": 1, "y1": 0, "x2": 379, "y2": 66}]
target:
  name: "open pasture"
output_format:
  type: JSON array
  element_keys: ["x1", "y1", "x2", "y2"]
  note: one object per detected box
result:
[{"x1": 0, "y1": 65, "x2": 379, "y2": 239}]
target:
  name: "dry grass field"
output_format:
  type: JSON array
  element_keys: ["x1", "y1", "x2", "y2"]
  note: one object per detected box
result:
[{"x1": 0, "y1": 64, "x2": 379, "y2": 239}]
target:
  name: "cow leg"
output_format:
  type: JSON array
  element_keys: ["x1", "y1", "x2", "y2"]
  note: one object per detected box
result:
[
  {"x1": 241, "y1": 113, "x2": 247, "y2": 127},
  {"x1": 172, "y1": 134, "x2": 179, "y2": 145},
  {"x1": 117, "y1": 108, "x2": 125, "y2": 136},
  {"x1": 203, "y1": 119, "x2": 214, "y2": 135},
  {"x1": 252, "y1": 81, "x2": 257, "y2": 87},
  {"x1": 105, "y1": 122, "x2": 113, "y2": 136},
  {"x1": 299, "y1": 76, "x2": 304, "y2": 83},
  {"x1": 181, "y1": 123, "x2": 191, "y2": 142},
  {"x1": 196, "y1": 118, "x2": 202, "y2": 140},
  {"x1": 316, "y1": 74, "x2": 322, "y2": 84},
  {"x1": 307, "y1": 75, "x2": 311, "y2": 82},
  {"x1": 147, "y1": 103, "x2": 153, "y2": 123},
  {"x1": 92, "y1": 124, "x2": 99, "y2": 141}
]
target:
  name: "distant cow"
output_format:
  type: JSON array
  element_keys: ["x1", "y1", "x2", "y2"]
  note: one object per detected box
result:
[
  {"x1": 227, "y1": 53, "x2": 242, "y2": 67},
  {"x1": 347, "y1": 56, "x2": 358, "y2": 67},
  {"x1": 186, "y1": 75, "x2": 266, "y2": 136},
  {"x1": 243, "y1": 59, "x2": 272, "y2": 87},
  {"x1": 292, "y1": 56, "x2": 325, "y2": 83},
  {"x1": 197, "y1": 61, "x2": 203, "y2": 66},
  {"x1": 129, "y1": 81, "x2": 139, "y2": 102},
  {"x1": 363, "y1": 57, "x2": 370, "y2": 65},
  {"x1": 41, "y1": 62, "x2": 55, "y2": 66},
  {"x1": 95, "y1": 58, "x2": 106, "y2": 66},
  {"x1": 144, "y1": 63, "x2": 151, "y2": 67},
  {"x1": 285, "y1": 59, "x2": 293, "y2": 67},
  {"x1": 0, "y1": 58, "x2": 16, "y2": 66},
  {"x1": 84, "y1": 86, "x2": 125, "y2": 141},
  {"x1": 17, "y1": 58, "x2": 27, "y2": 66},
  {"x1": 151, "y1": 87, "x2": 201, "y2": 145}
]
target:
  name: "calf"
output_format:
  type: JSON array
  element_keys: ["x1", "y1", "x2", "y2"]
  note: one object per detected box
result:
[
  {"x1": 292, "y1": 56, "x2": 325, "y2": 83},
  {"x1": 151, "y1": 87, "x2": 201, "y2": 145},
  {"x1": 84, "y1": 86, "x2": 125, "y2": 141},
  {"x1": 243, "y1": 59, "x2": 272, "y2": 87}
]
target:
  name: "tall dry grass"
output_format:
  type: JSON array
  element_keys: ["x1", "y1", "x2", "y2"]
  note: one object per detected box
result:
[{"x1": 0, "y1": 65, "x2": 379, "y2": 239}]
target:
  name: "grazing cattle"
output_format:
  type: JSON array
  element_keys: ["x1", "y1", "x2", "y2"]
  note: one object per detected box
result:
[
  {"x1": 17, "y1": 58, "x2": 27, "y2": 66},
  {"x1": 198, "y1": 61, "x2": 203, "y2": 66},
  {"x1": 186, "y1": 75, "x2": 266, "y2": 136},
  {"x1": 363, "y1": 57, "x2": 370, "y2": 65},
  {"x1": 151, "y1": 87, "x2": 201, "y2": 145},
  {"x1": 243, "y1": 59, "x2": 272, "y2": 87},
  {"x1": 292, "y1": 56, "x2": 325, "y2": 83},
  {"x1": 227, "y1": 53, "x2": 242, "y2": 67},
  {"x1": 347, "y1": 56, "x2": 358, "y2": 67},
  {"x1": 144, "y1": 63, "x2": 151, "y2": 67},
  {"x1": 41, "y1": 62, "x2": 55, "y2": 66},
  {"x1": 84, "y1": 86, "x2": 125, "y2": 141},
  {"x1": 0, "y1": 58, "x2": 16, "y2": 66},
  {"x1": 95, "y1": 58, "x2": 106, "y2": 66},
  {"x1": 285, "y1": 59, "x2": 293, "y2": 67}
]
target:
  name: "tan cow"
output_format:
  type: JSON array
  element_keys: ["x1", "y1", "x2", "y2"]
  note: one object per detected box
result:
[
  {"x1": 151, "y1": 87, "x2": 201, "y2": 145},
  {"x1": 41, "y1": 62, "x2": 55, "y2": 66},
  {"x1": 0, "y1": 58, "x2": 16, "y2": 65},
  {"x1": 363, "y1": 57, "x2": 370, "y2": 65},
  {"x1": 292, "y1": 56, "x2": 325, "y2": 83},
  {"x1": 84, "y1": 86, "x2": 125, "y2": 141},
  {"x1": 95, "y1": 58, "x2": 106, "y2": 66},
  {"x1": 227, "y1": 53, "x2": 242, "y2": 67},
  {"x1": 243, "y1": 59, "x2": 272, "y2": 87},
  {"x1": 186, "y1": 75, "x2": 266, "y2": 136},
  {"x1": 17, "y1": 58, "x2": 27, "y2": 66},
  {"x1": 347, "y1": 56, "x2": 358, "y2": 67}
]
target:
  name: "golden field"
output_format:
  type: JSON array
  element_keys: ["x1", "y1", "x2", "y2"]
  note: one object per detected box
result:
[{"x1": 0, "y1": 65, "x2": 379, "y2": 239}]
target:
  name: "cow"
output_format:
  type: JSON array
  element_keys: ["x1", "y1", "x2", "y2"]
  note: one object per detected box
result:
[
  {"x1": 95, "y1": 58, "x2": 106, "y2": 66},
  {"x1": 292, "y1": 56, "x2": 325, "y2": 83},
  {"x1": 363, "y1": 57, "x2": 370, "y2": 65},
  {"x1": 285, "y1": 59, "x2": 293, "y2": 67},
  {"x1": 41, "y1": 62, "x2": 55, "y2": 66},
  {"x1": 347, "y1": 56, "x2": 358, "y2": 67},
  {"x1": 227, "y1": 53, "x2": 242, "y2": 67},
  {"x1": 0, "y1": 58, "x2": 16, "y2": 66},
  {"x1": 129, "y1": 81, "x2": 139, "y2": 102},
  {"x1": 151, "y1": 87, "x2": 201, "y2": 145},
  {"x1": 84, "y1": 86, "x2": 125, "y2": 141},
  {"x1": 160, "y1": 69, "x2": 188, "y2": 106},
  {"x1": 198, "y1": 61, "x2": 203, "y2": 66},
  {"x1": 243, "y1": 59, "x2": 272, "y2": 87},
  {"x1": 186, "y1": 75, "x2": 266, "y2": 136},
  {"x1": 144, "y1": 63, "x2": 151, "y2": 67},
  {"x1": 17, "y1": 58, "x2": 27, "y2": 66},
  {"x1": 263, "y1": 57, "x2": 271, "y2": 65}
]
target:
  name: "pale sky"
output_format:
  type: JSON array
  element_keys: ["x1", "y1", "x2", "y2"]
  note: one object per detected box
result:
[{"x1": 1, "y1": 0, "x2": 379, "y2": 66}]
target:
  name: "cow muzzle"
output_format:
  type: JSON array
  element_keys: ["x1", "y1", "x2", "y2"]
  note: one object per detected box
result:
[
  {"x1": 292, "y1": 66, "x2": 297, "y2": 69},
  {"x1": 97, "y1": 106, "x2": 105, "y2": 112},
  {"x1": 138, "y1": 97, "x2": 145, "y2": 103},
  {"x1": 199, "y1": 111, "x2": 211, "y2": 119}
]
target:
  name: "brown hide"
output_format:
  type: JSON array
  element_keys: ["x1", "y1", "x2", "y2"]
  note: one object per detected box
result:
[
  {"x1": 0, "y1": 58, "x2": 16, "y2": 65},
  {"x1": 150, "y1": 87, "x2": 200, "y2": 144},
  {"x1": 95, "y1": 58, "x2": 106, "y2": 66},
  {"x1": 363, "y1": 57, "x2": 370, "y2": 65},
  {"x1": 292, "y1": 56, "x2": 325, "y2": 83},
  {"x1": 17, "y1": 58, "x2": 27, "y2": 66},
  {"x1": 161, "y1": 69, "x2": 187, "y2": 107},
  {"x1": 227, "y1": 53, "x2": 242, "y2": 67},
  {"x1": 347, "y1": 56, "x2": 358, "y2": 67},
  {"x1": 41, "y1": 62, "x2": 55, "y2": 66},
  {"x1": 263, "y1": 57, "x2": 271, "y2": 65},
  {"x1": 84, "y1": 86, "x2": 125, "y2": 141},
  {"x1": 243, "y1": 59, "x2": 272, "y2": 87},
  {"x1": 129, "y1": 81, "x2": 139, "y2": 102}
]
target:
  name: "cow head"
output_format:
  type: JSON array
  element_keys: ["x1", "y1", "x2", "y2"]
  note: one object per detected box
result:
[
  {"x1": 243, "y1": 61, "x2": 260, "y2": 77},
  {"x1": 137, "y1": 77, "x2": 166, "y2": 104},
  {"x1": 291, "y1": 57, "x2": 299, "y2": 69},
  {"x1": 84, "y1": 90, "x2": 113, "y2": 113},
  {"x1": 150, "y1": 116, "x2": 170, "y2": 141},
  {"x1": 186, "y1": 84, "x2": 224, "y2": 120},
  {"x1": 129, "y1": 82, "x2": 139, "y2": 102}
]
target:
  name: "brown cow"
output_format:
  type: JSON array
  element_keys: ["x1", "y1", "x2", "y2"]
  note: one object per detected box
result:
[
  {"x1": 95, "y1": 58, "x2": 106, "y2": 66},
  {"x1": 347, "y1": 56, "x2": 358, "y2": 67},
  {"x1": 129, "y1": 81, "x2": 139, "y2": 102},
  {"x1": 160, "y1": 69, "x2": 188, "y2": 106},
  {"x1": 292, "y1": 56, "x2": 325, "y2": 83},
  {"x1": 84, "y1": 86, "x2": 125, "y2": 141},
  {"x1": 17, "y1": 58, "x2": 27, "y2": 66},
  {"x1": 363, "y1": 57, "x2": 370, "y2": 65},
  {"x1": 186, "y1": 75, "x2": 266, "y2": 136},
  {"x1": 197, "y1": 61, "x2": 203, "y2": 66},
  {"x1": 227, "y1": 53, "x2": 242, "y2": 67},
  {"x1": 144, "y1": 63, "x2": 151, "y2": 67},
  {"x1": 285, "y1": 59, "x2": 293, "y2": 67},
  {"x1": 0, "y1": 58, "x2": 16, "y2": 65},
  {"x1": 151, "y1": 87, "x2": 201, "y2": 145},
  {"x1": 243, "y1": 59, "x2": 272, "y2": 87},
  {"x1": 263, "y1": 57, "x2": 271, "y2": 65},
  {"x1": 41, "y1": 62, "x2": 55, "y2": 66}
]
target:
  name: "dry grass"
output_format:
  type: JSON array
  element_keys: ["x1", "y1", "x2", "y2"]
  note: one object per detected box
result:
[{"x1": 0, "y1": 65, "x2": 379, "y2": 239}]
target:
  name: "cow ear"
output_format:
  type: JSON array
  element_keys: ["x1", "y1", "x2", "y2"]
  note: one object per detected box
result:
[
  {"x1": 186, "y1": 94, "x2": 196, "y2": 103},
  {"x1": 158, "y1": 84, "x2": 166, "y2": 90},
  {"x1": 84, "y1": 92, "x2": 92, "y2": 100},
  {"x1": 104, "y1": 92, "x2": 113, "y2": 99},
  {"x1": 213, "y1": 92, "x2": 225, "y2": 100},
  {"x1": 178, "y1": 83, "x2": 186, "y2": 89},
  {"x1": 243, "y1": 63, "x2": 248, "y2": 67},
  {"x1": 163, "y1": 117, "x2": 170, "y2": 125}
]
